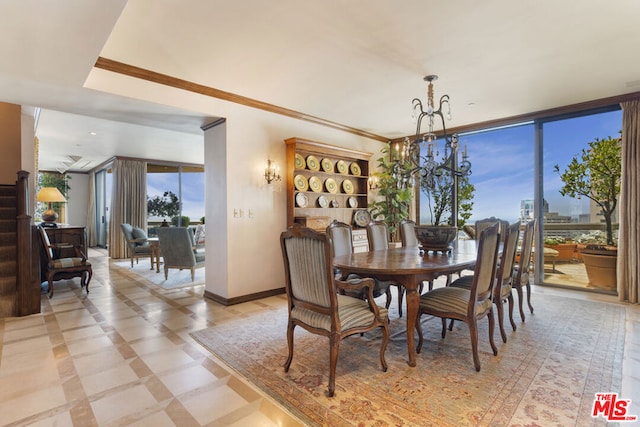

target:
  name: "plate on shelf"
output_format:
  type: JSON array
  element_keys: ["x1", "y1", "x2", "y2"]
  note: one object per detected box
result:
[
  {"x1": 317, "y1": 195, "x2": 329, "y2": 208},
  {"x1": 342, "y1": 179, "x2": 354, "y2": 194},
  {"x1": 294, "y1": 153, "x2": 306, "y2": 170},
  {"x1": 325, "y1": 178, "x2": 338, "y2": 193},
  {"x1": 309, "y1": 176, "x2": 322, "y2": 192},
  {"x1": 321, "y1": 158, "x2": 333, "y2": 173},
  {"x1": 350, "y1": 162, "x2": 361, "y2": 176},
  {"x1": 295, "y1": 192, "x2": 308, "y2": 208},
  {"x1": 348, "y1": 196, "x2": 358, "y2": 208},
  {"x1": 306, "y1": 155, "x2": 320, "y2": 171},
  {"x1": 353, "y1": 209, "x2": 371, "y2": 227},
  {"x1": 294, "y1": 175, "x2": 308, "y2": 191},
  {"x1": 336, "y1": 160, "x2": 349, "y2": 174}
]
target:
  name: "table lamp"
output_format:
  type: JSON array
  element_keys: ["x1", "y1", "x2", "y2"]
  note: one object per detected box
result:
[{"x1": 37, "y1": 187, "x2": 66, "y2": 227}]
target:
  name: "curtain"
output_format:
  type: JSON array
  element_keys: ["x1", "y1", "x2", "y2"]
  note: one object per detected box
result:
[
  {"x1": 108, "y1": 158, "x2": 147, "y2": 259},
  {"x1": 86, "y1": 171, "x2": 97, "y2": 247},
  {"x1": 618, "y1": 100, "x2": 640, "y2": 303}
]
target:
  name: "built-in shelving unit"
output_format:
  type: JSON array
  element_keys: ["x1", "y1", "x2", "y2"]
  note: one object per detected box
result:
[{"x1": 285, "y1": 137, "x2": 372, "y2": 231}]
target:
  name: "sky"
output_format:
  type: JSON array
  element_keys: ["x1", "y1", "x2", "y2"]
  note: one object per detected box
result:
[
  {"x1": 147, "y1": 170, "x2": 205, "y2": 222},
  {"x1": 419, "y1": 108, "x2": 622, "y2": 225}
]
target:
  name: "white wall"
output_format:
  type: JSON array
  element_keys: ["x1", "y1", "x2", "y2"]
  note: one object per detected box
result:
[
  {"x1": 86, "y1": 68, "x2": 386, "y2": 300},
  {"x1": 65, "y1": 172, "x2": 89, "y2": 227}
]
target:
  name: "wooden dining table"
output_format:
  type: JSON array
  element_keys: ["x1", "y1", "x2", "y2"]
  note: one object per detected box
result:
[{"x1": 333, "y1": 239, "x2": 478, "y2": 367}]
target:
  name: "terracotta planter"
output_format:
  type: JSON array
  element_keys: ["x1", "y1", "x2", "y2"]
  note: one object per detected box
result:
[
  {"x1": 579, "y1": 247, "x2": 617, "y2": 290},
  {"x1": 543, "y1": 243, "x2": 577, "y2": 262}
]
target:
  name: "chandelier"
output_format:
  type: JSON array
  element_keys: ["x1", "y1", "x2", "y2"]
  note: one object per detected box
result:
[{"x1": 391, "y1": 75, "x2": 472, "y2": 226}]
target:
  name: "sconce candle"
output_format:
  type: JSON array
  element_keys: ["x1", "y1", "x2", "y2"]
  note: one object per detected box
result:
[{"x1": 264, "y1": 158, "x2": 281, "y2": 184}]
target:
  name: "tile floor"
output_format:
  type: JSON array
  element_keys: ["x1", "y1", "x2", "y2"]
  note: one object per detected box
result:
[{"x1": 0, "y1": 249, "x2": 638, "y2": 426}]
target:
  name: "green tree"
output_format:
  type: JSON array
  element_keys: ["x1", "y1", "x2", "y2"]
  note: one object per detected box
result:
[
  {"x1": 369, "y1": 143, "x2": 414, "y2": 241},
  {"x1": 554, "y1": 135, "x2": 621, "y2": 246},
  {"x1": 147, "y1": 191, "x2": 181, "y2": 220},
  {"x1": 420, "y1": 163, "x2": 474, "y2": 227}
]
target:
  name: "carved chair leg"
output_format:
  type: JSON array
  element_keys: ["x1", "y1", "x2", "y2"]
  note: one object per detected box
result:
[
  {"x1": 326, "y1": 334, "x2": 340, "y2": 397},
  {"x1": 515, "y1": 285, "x2": 526, "y2": 322},
  {"x1": 397, "y1": 286, "x2": 404, "y2": 318},
  {"x1": 508, "y1": 294, "x2": 516, "y2": 331},
  {"x1": 284, "y1": 322, "x2": 295, "y2": 372},
  {"x1": 379, "y1": 324, "x2": 389, "y2": 372},
  {"x1": 469, "y1": 318, "x2": 481, "y2": 372},
  {"x1": 496, "y1": 301, "x2": 507, "y2": 343},
  {"x1": 416, "y1": 313, "x2": 424, "y2": 353},
  {"x1": 526, "y1": 282, "x2": 534, "y2": 314},
  {"x1": 488, "y1": 310, "x2": 498, "y2": 356}
]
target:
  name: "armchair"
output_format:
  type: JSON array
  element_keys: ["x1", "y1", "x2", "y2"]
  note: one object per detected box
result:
[
  {"x1": 38, "y1": 226, "x2": 92, "y2": 298},
  {"x1": 156, "y1": 227, "x2": 205, "y2": 281},
  {"x1": 281, "y1": 224, "x2": 389, "y2": 397},
  {"x1": 120, "y1": 223, "x2": 151, "y2": 268}
]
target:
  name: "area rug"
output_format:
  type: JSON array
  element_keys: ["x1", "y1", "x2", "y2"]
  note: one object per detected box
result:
[
  {"x1": 191, "y1": 293, "x2": 625, "y2": 426},
  {"x1": 111, "y1": 259, "x2": 205, "y2": 290}
]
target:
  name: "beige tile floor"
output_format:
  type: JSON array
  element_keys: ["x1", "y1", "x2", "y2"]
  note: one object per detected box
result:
[{"x1": 1, "y1": 249, "x2": 638, "y2": 426}]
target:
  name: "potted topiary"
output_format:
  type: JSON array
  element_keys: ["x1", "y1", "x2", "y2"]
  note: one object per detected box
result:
[{"x1": 554, "y1": 134, "x2": 621, "y2": 289}]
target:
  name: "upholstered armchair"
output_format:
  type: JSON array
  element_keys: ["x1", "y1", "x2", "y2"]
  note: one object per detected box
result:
[
  {"x1": 156, "y1": 227, "x2": 205, "y2": 281},
  {"x1": 120, "y1": 223, "x2": 151, "y2": 268},
  {"x1": 281, "y1": 224, "x2": 390, "y2": 397},
  {"x1": 416, "y1": 223, "x2": 500, "y2": 372},
  {"x1": 38, "y1": 226, "x2": 92, "y2": 298}
]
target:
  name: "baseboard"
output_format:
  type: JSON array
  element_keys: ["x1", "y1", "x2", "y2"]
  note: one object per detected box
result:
[{"x1": 203, "y1": 287, "x2": 286, "y2": 306}]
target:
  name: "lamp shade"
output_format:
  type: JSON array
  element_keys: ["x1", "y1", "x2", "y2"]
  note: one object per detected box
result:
[{"x1": 37, "y1": 187, "x2": 66, "y2": 203}]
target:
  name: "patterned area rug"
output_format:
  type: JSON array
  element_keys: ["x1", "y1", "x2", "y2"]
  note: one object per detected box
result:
[
  {"x1": 111, "y1": 259, "x2": 205, "y2": 290},
  {"x1": 191, "y1": 293, "x2": 625, "y2": 426}
]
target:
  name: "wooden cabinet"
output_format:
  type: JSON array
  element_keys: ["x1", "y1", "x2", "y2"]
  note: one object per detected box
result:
[{"x1": 285, "y1": 137, "x2": 372, "y2": 231}]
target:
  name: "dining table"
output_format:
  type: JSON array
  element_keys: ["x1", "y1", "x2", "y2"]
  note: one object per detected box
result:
[{"x1": 333, "y1": 239, "x2": 478, "y2": 367}]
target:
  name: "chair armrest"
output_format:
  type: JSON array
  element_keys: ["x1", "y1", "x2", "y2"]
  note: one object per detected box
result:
[{"x1": 335, "y1": 277, "x2": 384, "y2": 319}]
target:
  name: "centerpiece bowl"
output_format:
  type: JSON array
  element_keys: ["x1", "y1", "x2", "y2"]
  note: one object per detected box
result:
[{"x1": 415, "y1": 225, "x2": 458, "y2": 253}]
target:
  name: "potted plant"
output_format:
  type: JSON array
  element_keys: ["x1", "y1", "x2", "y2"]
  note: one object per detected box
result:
[
  {"x1": 543, "y1": 237, "x2": 578, "y2": 262},
  {"x1": 369, "y1": 143, "x2": 413, "y2": 242},
  {"x1": 554, "y1": 134, "x2": 621, "y2": 289}
]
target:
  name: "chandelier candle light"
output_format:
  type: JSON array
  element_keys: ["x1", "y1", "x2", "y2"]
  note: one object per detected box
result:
[{"x1": 394, "y1": 75, "x2": 472, "y2": 227}]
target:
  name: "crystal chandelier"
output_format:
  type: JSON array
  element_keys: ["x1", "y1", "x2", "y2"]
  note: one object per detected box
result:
[{"x1": 392, "y1": 75, "x2": 472, "y2": 226}]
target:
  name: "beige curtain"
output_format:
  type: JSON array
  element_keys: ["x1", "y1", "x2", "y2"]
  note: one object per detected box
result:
[
  {"x1": 618, "y1": 100, "x2": 640, "y2": 303},
  {"x1": 86, "y1": 171, "x2": 97, "y2": 247},
  {"x1": 108, "y1": 158, "x2": 147, "y2": 259}
]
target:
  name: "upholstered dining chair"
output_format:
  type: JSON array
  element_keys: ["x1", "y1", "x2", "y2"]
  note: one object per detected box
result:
[
  {"x1": 38, "y1": 226, "x2": 92, "y2": 298},
  {"x1": 326, "y1": 221, "x2": 391, "y2": 308},
  {"x1": 399, "y1": 219, "x2": 419, "y2": 249},
  {"x1": 513, "y1": 219, "x2": 536, "y2": 321},
  {"x1": 281, "y1": 224, "x2": 390, "y2": 397},
  {"x1": 416, "y1": 222, "x2": 500, "y2": 371},
  {"x1": 366, "y1": 221, "x2": 405, "y2": 316},
  {"x1": 156, "y1": 227, "x2": 205, "y2": 281},
  {"x1": 475, "y1": 217, "x2": 509, "y2": 245},
  {"x1": 449, "y1": 221, "x2": 521, "y2": 342},
  {"x1": 120, "y1": 223, "x2": 151, "y2": 267}
]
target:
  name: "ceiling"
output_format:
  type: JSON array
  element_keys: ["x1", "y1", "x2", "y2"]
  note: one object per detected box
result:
[{"x1": 2, "y1": 0, "x2": 640, "y2": 172}]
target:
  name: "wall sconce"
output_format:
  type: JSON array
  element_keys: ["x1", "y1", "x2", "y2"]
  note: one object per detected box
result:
[
  {"x1": 368, "y1": 176, "x2": 381, "y2": 190},
  {"x1": 37, "y1": 187, "x2": 66, "y2": 227},
  {"x1": 264, "y1": 158, "x2": 281, "y2": 184}
]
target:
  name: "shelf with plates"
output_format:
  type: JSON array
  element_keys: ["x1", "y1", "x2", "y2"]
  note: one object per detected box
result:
[{"x1": 285, "y1": 137, "x2": 372, "y2": 231}]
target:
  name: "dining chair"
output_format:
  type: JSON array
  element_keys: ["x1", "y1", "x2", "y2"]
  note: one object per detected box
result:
[
  {"x1": 281, "y1": 224, "x2": 390, "y2": 397},
  {"x1": 449, "y1": 221, "x2": 520, "y2": 342},
  {"x1": 326, "y1": 221, "x2": 391, "y2": 308},
  {"x1": 475, "y1": 216, "x2": 509, "y2": 245},
  {"x1": 513, "y1": 219, "x2": 536, "y2": 321},
  {"x1": 156, "y1": 227, "x2": 205, "y2": 281},
  {"x1": 38, "y1": 226, "x2": 92, "y2": 298},
  {"x1": 366, "y1": 221, "x2": 405, "y2": 316},
  {"x1": 416, "y1": 222, "x2": 500, "y2": 371},
  {"x1": 399, "y1": 219, "x2": 435, "y2": 292}
]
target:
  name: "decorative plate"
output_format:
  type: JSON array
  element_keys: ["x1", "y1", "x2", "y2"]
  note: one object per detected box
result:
[
  {"x1": 294, "y1": 174, "x2": 308, "y2": 191},
  {"x1": 353, "y1": 209, "x2": 371, "y2": 227},
  {"x1": 317, "y1": 195, "x2": 329, "y2": 208},
  {"x1": 295, "y1": 192, "x2": 308, "y2": 208},
  {"x1": 331, "y1": 199, "x2": 339, "y2": 208},
  {"x1": 294, "y1": 153, "x2": 306, "y2": 170},
  {"x1": 348, "y1": 196, "x2": 358, "y2": 208},
  {"x1": 309, "y1": 176, "x2": 322, "y2": 192},
  {"x1": 350, "y1": 162, "x2": 361, "y2": 176},
  {"x1": 321, "y1": 158, "x2": 333, "y2": 173},
  {"x1": 306, "y1": 155, "x2": 320, "y2": 171},
  {"x1": 342, "y1": 179, "x2": 354, "y2": 194},
  {"x1": 336, "y1": 160, "x2": 349, "y2": 174},
  {"x1": 325, "y1": 178, "x2": 338, "y2": 193}
]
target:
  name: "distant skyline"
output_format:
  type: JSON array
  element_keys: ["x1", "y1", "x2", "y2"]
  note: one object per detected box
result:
[{"x1": 418, "y1": 108, "x2": 622, "y2": 225}]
